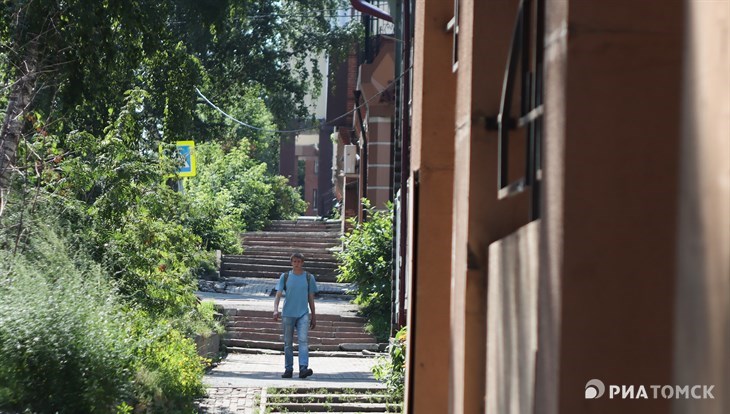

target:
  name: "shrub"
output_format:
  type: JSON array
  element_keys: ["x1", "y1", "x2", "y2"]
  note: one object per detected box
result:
[
  {"x1": 0, "y1": 203, "x2": 211, "y2": 413},
  {"x1": 101, "y1": 206, "x2": 204, "y2": 317},
  {"x1": 372, "y1": 326, "x2": 407, "y2": 403},
  {"x1": 336, "y1": 200, "x2": 393, "y2": 341},
  {"x1": 131, "y1": 318, "x2": 207, "y2": 412},
  {"x1": 186, "y1": 141, "x2": 307, "y2": 235},
  {"x1": 0, "y1": 223, "x2": 135, "y2": 413}
]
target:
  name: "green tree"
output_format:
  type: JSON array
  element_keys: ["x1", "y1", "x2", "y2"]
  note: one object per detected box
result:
[
  {"x1": 0, "y1": 1, "x2": 357, "y2": 410},
  {"x1": 0, "y1": 0, "x2": 181, "y2": 191},
  {"x1": 336, "y1": 200, "x2": 394, "y2": 340},
  {"x1": 177, "y1": 0, "x2": 361, "y2": 123},
  {"x1": 1, "y1": 0, "x2": 360, "y2": 194},
  {"x1": 186, "y1": 140, "x2": 307, "y2": 243}
]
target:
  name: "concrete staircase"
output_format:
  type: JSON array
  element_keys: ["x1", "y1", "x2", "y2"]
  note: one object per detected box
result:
[
  {"x1": 261, "y1": 387, "x2": 401, "y2": 413},
  {"x1": 220, "y1": 219, "x2": 342, "y2": 283},
  {"x1": 215, "y1": 219, "x2": 381, "y2": 354},
  {"x1": 223, "y1": 309, "x2": 380, "y2": 353}
]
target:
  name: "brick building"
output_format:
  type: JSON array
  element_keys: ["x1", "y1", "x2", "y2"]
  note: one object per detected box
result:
[{"x1": 343, "y1": 0, "x2": 730, "y2": 413}]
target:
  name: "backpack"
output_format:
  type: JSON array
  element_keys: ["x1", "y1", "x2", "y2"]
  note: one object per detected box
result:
[{"x1": 282, "y1": 271, "x2": 313, "y2": 293}]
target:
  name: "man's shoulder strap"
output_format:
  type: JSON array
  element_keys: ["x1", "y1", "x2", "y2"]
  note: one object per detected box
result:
[{"x1": 283, "y1": 271, "x2": 313, "y2": 291}]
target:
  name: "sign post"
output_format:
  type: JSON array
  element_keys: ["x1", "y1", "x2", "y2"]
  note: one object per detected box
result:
[{"x1": 176, "y1": 141, "x2": 197, "y2": 178}]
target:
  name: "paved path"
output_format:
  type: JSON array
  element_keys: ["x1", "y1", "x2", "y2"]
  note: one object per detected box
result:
[
  {"x1": 221, "y1": 276, "x2": 355, "y2": 296},
  {"x1": 195, "y1": 290, "x2": 384, "y2": 413},
  {"x1": 205, "y1": 353, "x2": 381, "y2": 388},
  {"x1": 197, "y1": 348, "x2": 383, "y2": 413},
  {"x1": 196, "y1": 291, "x2": 362, "y2": 316}
]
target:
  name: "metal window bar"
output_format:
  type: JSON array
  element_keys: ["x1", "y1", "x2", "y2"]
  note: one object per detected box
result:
[
  {"x1": 495, "y1": 0, "x2": 545, "y2": 220},
  {"x1": 447, "y1": 0, "x2": 460, "y2": 72}
]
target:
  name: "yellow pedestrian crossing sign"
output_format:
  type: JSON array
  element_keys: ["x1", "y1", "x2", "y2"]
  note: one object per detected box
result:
[{"x1": 176, "y1": 141, "x2": 196, "y2": 177}]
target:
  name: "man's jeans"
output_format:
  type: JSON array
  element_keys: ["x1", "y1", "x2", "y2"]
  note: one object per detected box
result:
[{"x1": 282, "y1": 314, "x2": 310, "y2": 371}]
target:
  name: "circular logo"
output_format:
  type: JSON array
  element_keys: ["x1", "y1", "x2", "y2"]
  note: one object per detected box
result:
[{"x1": 585, "y1": 379, "x2": 606, "y2": 399}]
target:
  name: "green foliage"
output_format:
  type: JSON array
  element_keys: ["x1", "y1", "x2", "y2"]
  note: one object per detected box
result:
[
  {"x1": 372, "y1": 326, "x2": 407, "y2": 403},
  {"x1": 131, "y1": 318, "x2": 206, "y2": 412},
  {"x1": 0, "y1": 90, "x2": 213, "y2": 411},
  {"x1": 17, "y1": 90, "x2": 207, "y2": 317},
  {"x1": 187, "y1": 141, "x2": 307, "y2": 238},
  {"x1": 336, "y1": 200, "x2": 393, "y2": 341},
  {"x1": 0, "y1": 201, "x2": 212, "y2": 413},
  {"x1": 0, "y1": 219, "x2": 134, "y2": 413},
  {"x1": 192, "y1": 300, "x2": 225, "y2": 336},
  {"x1": 181, "y1": 0, "x2": 363, "y2": 123},
  {"x1": 102, "y1": 208, "x2": 203, "y2": 316},
  {"x1": 1, "y1": 1, "x2": 356, "y2": 411}
]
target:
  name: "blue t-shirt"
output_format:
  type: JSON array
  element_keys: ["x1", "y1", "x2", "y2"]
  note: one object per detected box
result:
[{"x1": 276, "y1": 271, "x2": 318, "y2": 318}]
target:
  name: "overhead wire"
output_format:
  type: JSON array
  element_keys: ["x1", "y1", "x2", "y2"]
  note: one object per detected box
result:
[{"x1": 194, "y1": 64, "x2": 412, "y2": 135}]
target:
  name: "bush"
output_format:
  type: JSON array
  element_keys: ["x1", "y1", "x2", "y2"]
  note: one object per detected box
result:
[
  {"x1": 0, "y1": 224, "x2": 135, "y2": 413},
  {"x1": 0, "y1": 203, "x2": 211, "y2": 413},
  {"x1": 372, "y1": 326, "x2": 407, "y2": 403},
  {"x1": 131, "y1": 318, "x2": 207, "y2": 412},
  {"x1": 336, "y1": 200, "x2": 393, "y2": 341},
  {"x1": 101, "y1": 205, "x2": 204, "y2": 317},
  {"x1": 186, "y1": 141, "x2": 307, "y2": 236}
]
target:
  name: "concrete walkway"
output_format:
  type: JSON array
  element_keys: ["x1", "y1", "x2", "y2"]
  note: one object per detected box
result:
[
  {"x1": 195, "y1": 289, "x2": 385, "y2": 413},
  {"x1": 205, "y1": 353, "x2": 381, "y2": 389},
  {"x1": 197, "y1": 291, "x2": 362, "y2": 316},
  {"x1": 197, "y1": 353, "x2": 383, "y2": 414}
]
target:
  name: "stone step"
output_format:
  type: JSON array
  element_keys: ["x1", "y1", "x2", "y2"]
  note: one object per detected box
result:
[
  {"x1": 267, "y1": 220, "x2": 340, "y2": 227},
  {"x1": 264, "y1": 402, "x2": 397, "y2": 413},
  {"x1": 243, "y1": 231, "x2": 341, "y2": 240},
  {"x1": 242, "y1": 240, "x2": 340, "y2": 249},
  {"x1": 227, "y1": 327, "x2": 374, "y2": 339},
  {"x1": 224, "y1": 331, "x2": 377, "y2": 344},
  {"x1": 220, "y1": 269, "x2": 340, "y2": 282},
  {"x1": 242, "y1": 245, "x2": 341, "y2": 254},
  {"x1": 221, "y1": 263, "x2": 337, "y2": 273},
  {"x1": 232, "y1": 248, "x2": 339, "y2": 256},
  {"x1": 224, "y1": 256, "x2": 339, "y2": 267},
  {"x1": 226, "y1": 319, "x2": 367, "y2": 329},
  {"x1": 225, "y1": 322, "x2": 373, "y2": 333},
  {"x1": 223, "y1": 338, "x2": 341, "y2": 352},
  {"x1": 263, "y1": 388, "x2": 401, "y2": 413},
  {"x1": 243, "y1": 235, "x2": 339, "y2": 241},
  {"x1": 263, "y1": 223, "x2": 342, "y2": 232},
  {"x1": 227, "y1": 347, "x2": 377, "y2": 358},
  {"x1": 219, "y1": 277, "x2": 353, "y2": 294},
  {"x1": 228, "y1": 322, "x2": 367, "y2": 333},
  {"x1": 228, "y1": 321, "x2": 367, "y2": 332},
  {"x1": 222, "y1": 255, "x2": 339, "y2": 265},
  {"x1": 226, "y1": 309, "x2": 367, "y2": 323},
  {"x1": 277, "y1": 394, "x2": 391, "y2": 403},
  {"x1": 236, "y1": 250, "x2": 340, "y2": 260}
]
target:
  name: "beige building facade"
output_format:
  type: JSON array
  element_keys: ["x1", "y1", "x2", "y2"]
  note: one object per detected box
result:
[{"x1": 404, "y1": 1, "x2": 730, "y2": 414}]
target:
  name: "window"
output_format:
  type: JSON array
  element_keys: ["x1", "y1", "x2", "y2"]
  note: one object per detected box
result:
[
  {"x1": 490, "y1": 0, "x2": 545, "y2": 221},
  {"x1": 312, "y1": 189, "x2": 318, "y2": 211},
  {"x1": 297, "y1": 159, "x2": 306, "y2": 198},
  {"x1": 314, "y1": 159, "x2": 319, "y2": 176},
  {"x1": 447, "y1": 0, "x2": 460, "y2": 72}
]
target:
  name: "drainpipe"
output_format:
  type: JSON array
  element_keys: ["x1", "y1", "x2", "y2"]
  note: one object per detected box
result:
[
  {"x1": 349, "y1": 0, "x2": 393, "y2": 22},
  {"x1": 397, "y1": 0, "x2": 411, "y2": 330},
  {"x1": 354, "y1": 90, "x2": 369, "y2": 221}
]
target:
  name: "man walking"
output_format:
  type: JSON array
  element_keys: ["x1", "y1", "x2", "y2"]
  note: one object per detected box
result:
[{"x1": 273, "y1": 252, "x2": 318, "y2": 378}]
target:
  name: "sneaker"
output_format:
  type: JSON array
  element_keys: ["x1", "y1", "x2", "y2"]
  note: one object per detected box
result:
[
  {"x1": 299, "y1": 367, "x2": 313, "y2": 379},
  {"x1": 281, "y1": 370, "x2": 293, "y2": 378}
]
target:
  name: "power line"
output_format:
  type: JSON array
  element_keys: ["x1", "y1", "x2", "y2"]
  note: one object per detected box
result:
[
  {"x1": 195, "y1": 87, "x2": 317, "y2": 133},
  {"x1": 195, "y1": 65, "x2": 411, "y2": 135}
]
